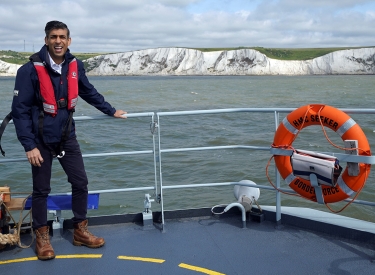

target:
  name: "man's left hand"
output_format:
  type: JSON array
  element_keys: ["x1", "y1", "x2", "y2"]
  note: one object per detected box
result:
[{"x1": 113, "y1": 110, "x2": 127, "y2": 119}]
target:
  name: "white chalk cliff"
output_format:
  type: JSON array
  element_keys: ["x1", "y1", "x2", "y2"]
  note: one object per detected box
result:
[
  {"x1": 0, "y1": 60, "x2": 22, "y2": 76},
  {"x1": 1, "y1": 48, "x2": 374, "y2": 76},
  {"x1": 85, "y1": 47, "x2": 375, "y2": 75}
]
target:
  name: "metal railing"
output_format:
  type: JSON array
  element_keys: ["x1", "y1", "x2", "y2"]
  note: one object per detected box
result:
[
  {"x1": 2, "y1": 108, "x2": 375, "y2": 229},
  {"x1": 155, "y1": 108, "x2": 375, "y2": 226}
]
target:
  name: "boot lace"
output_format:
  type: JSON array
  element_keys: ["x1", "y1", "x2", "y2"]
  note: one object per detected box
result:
[
  {"x1": 79, "y1": 224, "x2": 94, "y2": 237},
  {"x1": 36, "y1": 229, "x2": 50, "y2": 245}
]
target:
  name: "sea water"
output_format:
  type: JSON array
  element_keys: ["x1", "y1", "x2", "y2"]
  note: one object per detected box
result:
[{"x1": 0, "y1": 75, "x2": 374, "y2": 222}]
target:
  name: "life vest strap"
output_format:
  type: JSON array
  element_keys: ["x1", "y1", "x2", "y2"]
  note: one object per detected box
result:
[
  {"x1": 0, "y1": 112, "x2": 13, "y2": 157},
  {"x1": 58, "y1": 109, "x2": 75, "y2": 158}
]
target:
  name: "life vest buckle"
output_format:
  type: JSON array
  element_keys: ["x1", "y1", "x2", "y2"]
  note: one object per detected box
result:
[{"x1": 57, "y1": 98, "x2": 67, "y2": 109}]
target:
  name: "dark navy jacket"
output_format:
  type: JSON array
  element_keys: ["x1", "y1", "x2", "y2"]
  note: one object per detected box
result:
[{"x1": 11, "y1": 45, "x2": 116, "y2": 152}]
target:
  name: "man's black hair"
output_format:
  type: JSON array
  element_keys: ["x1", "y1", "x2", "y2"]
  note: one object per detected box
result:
[{"x1": 45, "y1": 21, "x2": 70, "y2": 38}]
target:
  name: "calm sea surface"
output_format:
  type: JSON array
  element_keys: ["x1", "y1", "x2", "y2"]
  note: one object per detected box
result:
[{"x1": 0, "y1": 75, "x2": 374, "y2": 222}]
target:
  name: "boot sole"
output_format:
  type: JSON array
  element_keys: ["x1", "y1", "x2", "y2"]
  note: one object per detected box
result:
[
  {"x1": 73, "y1": 240, "x2": 105, "y2": 248},
  {"x1": 37, "y1": 254, "x2": 56, "y2": 261},
  {"x1": 38, "y1": 256, "x2": 55, "y2": 261}
]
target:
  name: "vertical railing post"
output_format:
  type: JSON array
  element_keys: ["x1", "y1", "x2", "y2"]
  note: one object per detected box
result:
[
  {"x1": 151, "y1": 113, "x2": 159, "y2": 206},
  {"x1": 156, "y1": 114, "x2": 166, "y2": 232},
  {"x1": 274, "y1": 111, "x2": 282, "y2": 226}
]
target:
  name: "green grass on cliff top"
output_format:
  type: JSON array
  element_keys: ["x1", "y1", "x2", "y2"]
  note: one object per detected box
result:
[
  {"x1": 193, "y1": 46, "x2": 374, "y2": 60},
  {"x1": 1, "y1": 46, "x2": 373, "y2": 65}
]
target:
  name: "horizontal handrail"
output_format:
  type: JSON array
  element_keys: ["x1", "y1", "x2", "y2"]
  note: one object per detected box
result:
[
  {"x1": 160, "y1": 145, "x2": 270, "y2": 153},
  {"x1": 0, "y1": 112, "x2": 155, "y2": 124},
  {"x1": 51, "y1": 186, "x2": 155, "y2": 196},
  {"x1": 0, "y1": 150, "x2": 155, "y2": 163},
  {"x1": 82, "y1": 150, "x2": 153, "y2": 158},
  {"x1": 157, "y1": 108, "x2": 375, "y2": 117},
  {"x1": 160, "y1": 181, "x2": 375, "y2": 207},
  {"x1": 14, "y1": 181, "x2": 375, "y2": 207},
  {"x1": 157, "y1": 108, "x2": 295, "y2": 116},
  {"x1": 73, "y1": 112, "x2": 154, "y2": 120}
]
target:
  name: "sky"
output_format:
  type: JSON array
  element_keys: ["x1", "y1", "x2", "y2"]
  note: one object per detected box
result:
[{"x1": 0, "y1": 0, "x2": 374, "y2": 53}]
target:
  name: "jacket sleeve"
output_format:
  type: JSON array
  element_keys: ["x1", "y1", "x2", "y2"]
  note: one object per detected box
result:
[
  {"x1": 11, "y1": 64, "x2": 38, "y2": 152},
  {"x1": 77, "y1": 60, "x2": 116, "y2": 116}
]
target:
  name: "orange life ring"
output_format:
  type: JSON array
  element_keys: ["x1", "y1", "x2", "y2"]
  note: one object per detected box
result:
[{"x1": 273, "y1": 104, "x2": 371, "y2": 203}]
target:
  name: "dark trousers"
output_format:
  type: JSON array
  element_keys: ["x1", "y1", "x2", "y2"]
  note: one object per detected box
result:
[{"x1": 31, "y1": 138, "x2": 88, "y2": 229}]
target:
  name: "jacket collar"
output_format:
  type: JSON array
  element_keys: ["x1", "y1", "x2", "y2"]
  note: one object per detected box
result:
[
  {"x1": 34, "y1": 45, "x2": 74, "y2": 65},
  {"x1": 31, "y1": 45, "x2": 75, "y2": 73}
]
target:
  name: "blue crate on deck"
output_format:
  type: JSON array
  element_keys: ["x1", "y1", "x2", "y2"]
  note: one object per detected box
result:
[{"x1": 25, "y1": 193, "x2": 100, "y2": 210}]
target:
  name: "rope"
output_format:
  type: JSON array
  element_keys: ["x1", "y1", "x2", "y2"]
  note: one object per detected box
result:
[
  {"x1": 0, "y1": 230, "x2": 19, "y2": 246},
  {"x1": 316, "y1": 106, "x2": 369, "y2": 213},
  {"x1": 325, "y1": 163, "x2": 370, "y2": 213},
  {"x1": 266, "y1": 154, "x2": 302, "y2": 198},
  {"x1": 0, "y1": 192, "x2": 34, "y2": 249},
  {"x1": 317, "y1": 106, "x2": 369, "y2": 155},
  {"x1": 252, "y1": 198, "x2": 263, "y2": 212}
]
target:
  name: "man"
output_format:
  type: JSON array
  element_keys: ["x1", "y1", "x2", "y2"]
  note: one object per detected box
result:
[{"x1": 11, "y1": 21, "x2": 127, "y2": 260}]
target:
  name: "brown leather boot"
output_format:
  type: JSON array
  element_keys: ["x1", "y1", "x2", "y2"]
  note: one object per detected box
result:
[
  {"x1": 73, "y1": 220, "x2": 105, "y2": 248},
  {"x1": 35, "y1": 226, "x2": 55, "y2": 260}
]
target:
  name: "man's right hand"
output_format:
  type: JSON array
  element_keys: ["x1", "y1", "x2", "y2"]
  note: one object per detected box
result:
[{"x1": 26, "y1": 148, "x2": 44, "y2": 167}]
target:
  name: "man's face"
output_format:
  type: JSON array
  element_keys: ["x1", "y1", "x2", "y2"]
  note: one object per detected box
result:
[{"x1": 44, "y1": 28, "x2": 71, "y2": 64}]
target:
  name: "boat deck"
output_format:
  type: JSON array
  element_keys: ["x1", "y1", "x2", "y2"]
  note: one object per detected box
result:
[{"x1": 1, "y1": 207, "x2": 374, "y2": 275}]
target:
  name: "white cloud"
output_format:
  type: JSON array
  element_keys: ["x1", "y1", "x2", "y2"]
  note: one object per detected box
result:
[{"x1": 0, "y1": 0, "x2": 373, "y2": 53}]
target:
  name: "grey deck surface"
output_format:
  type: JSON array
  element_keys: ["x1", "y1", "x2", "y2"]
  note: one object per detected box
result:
[{"x1": 1, "y1": 214, "x2": 374, "y2": 275}]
